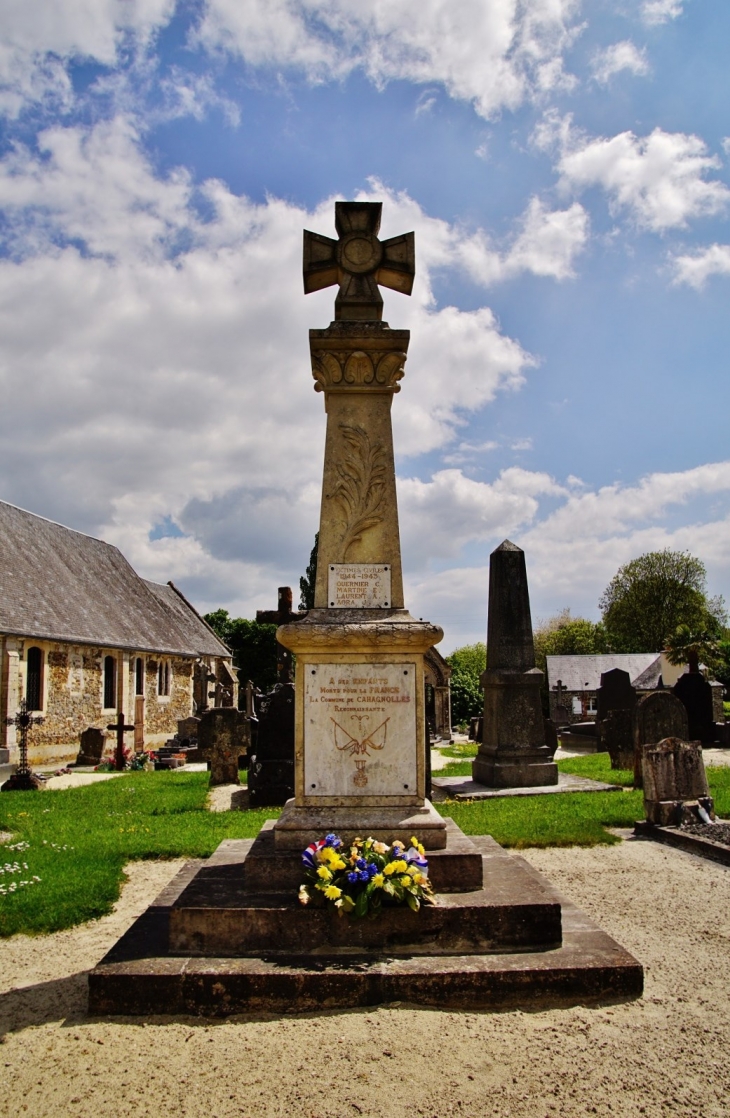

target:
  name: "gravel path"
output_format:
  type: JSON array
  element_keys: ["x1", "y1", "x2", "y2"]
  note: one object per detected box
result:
[{"x1": 1, "y1": 835, "x2": 729, "y2": 1118}]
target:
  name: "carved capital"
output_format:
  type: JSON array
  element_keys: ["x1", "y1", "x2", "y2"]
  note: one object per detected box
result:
[{"x1": 311, "y1": 349, "x2": 407, "y2": 393}]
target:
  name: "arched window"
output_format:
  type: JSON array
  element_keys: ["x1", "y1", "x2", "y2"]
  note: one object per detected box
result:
[
  {"x1": 26, "y1": 646, "x2": 43, "y2": 711},
  {"x1": 103, "y1": 655, "x2": 116, "y2": 709},
  {"x1": 157, "y1": 659, "x2": 171, "y2": 697},
  {"x1": 135, "y1": 657, "x2": 144, "y2": 696}
]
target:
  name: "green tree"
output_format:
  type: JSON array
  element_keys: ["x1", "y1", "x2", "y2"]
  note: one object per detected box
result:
[
  {"x1": 446, "y1": 642, "x2": 486, "y2": 724},
  {"x1": 599, "y1": 549, "x2": 726, "y2": 653},
  {"x1": 299, "y1": 532, "x2": 318, "y2": 610},
  {"x1": 203, "y1": 609, "x2": 278, "y2": 692}
]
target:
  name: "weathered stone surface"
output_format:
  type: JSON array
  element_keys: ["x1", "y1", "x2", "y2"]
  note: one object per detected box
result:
[
  {"x1": 273, "y1": 797, "x2": 448, "y2": 850},
  {"x1": 75, "y1": 726, "x2": 107, "y2": 766},
  {"x1": 599, "y1": 708, "x2": 634, "y2": 771},
  {"x1": 633, "y1": 690, "x2": 689, "y2": 787},
  {"x1": 198, "y1": 707, "x2": 247, "y2": 786},
  {"x1": 472, "y1": 541, "x2": 557, "y2": 789},
  {"x1": 642, "y1": 737, "x2": 713, "y2": 826},
  {"x1": 88, "y1": 835, "x2": 643, "y2": 1016}
]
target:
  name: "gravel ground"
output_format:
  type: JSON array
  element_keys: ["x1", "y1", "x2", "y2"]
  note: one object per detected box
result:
[{"x1": 1, "y1": 834, "x2": 729, "y2": 1118}]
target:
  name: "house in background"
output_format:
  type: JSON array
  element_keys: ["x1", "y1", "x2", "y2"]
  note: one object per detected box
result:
[
  {"x1": 0, "y1": 501, "x2": 235, "y2": 766},
  {"x1": 546, "y1": 652, "x2": 724, "y2": 726}
]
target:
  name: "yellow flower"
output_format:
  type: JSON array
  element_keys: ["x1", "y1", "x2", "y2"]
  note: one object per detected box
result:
[
  {"x1": 371, "y1": 873, "x2": 385, "y2": 888},
  {"x1": 331, "y1": 857, "x2": 346, "y2": 871},
  {"x1": 324, "y1": 885, "x2": 342, "y2": 900},
  {"x1": 392, "y1": 859, "x2": 408, "y2": 873},
  {"x1": 410, "y1": 836, "x2": 419, "y2": 848},
  {"x1": 417, "y1": 843, "x2": 425, "y2": 857},
  {"x1": 400, "y1": 875, "x2": 412, "y2": 888},
  {"x1": 407, "y1": 865, "x2": 419, "y2": 878},
  {"x1": 412, "y1": 873, "x2": 427, "y2": 887},
  {"x1": 317, "y1": 866, "x2": 333, "y2": 881},
  {"x1": 384, "y1": 863, "x2": 397, "y2": 876}
]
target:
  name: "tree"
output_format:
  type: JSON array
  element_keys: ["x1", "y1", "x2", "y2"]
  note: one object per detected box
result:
[
  {"x1": 664, "y1": 623, "x2": 720, "y2": 675},
  {"x1": 446, "y1": 642, "x2": 486, "y2": 724},
  {"x1": 599, "y1": 549, "x2": 726, "y2": 653},
  {"x1": 203, "y1": 609, "x2": 278, "y2": 692},
  {"x1": 299, "y1": 532, "x2": 319, "y2": 610}
]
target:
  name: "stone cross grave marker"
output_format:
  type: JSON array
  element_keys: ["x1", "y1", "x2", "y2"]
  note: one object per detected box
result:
[
  {"x1": 642, "y1": 737, "x2": 713, "y2": 826},
  {"x1": 107, "y1": 711, "x2": 135, "y2": 772},
  {"x1": 1, "y1": 698, "x2": 44, "y2": 791},
  {"x1": 273, "y1": 200, "x2": 445, "y2": 851}
]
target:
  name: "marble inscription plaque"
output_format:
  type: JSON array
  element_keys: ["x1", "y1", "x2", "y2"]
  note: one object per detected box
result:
[
  {"x1": 327, "y1": 564, "x2": 391, "y2": 608},
  {"x1": 304, "y1": 662, "x2": 417, "y2": 798}
]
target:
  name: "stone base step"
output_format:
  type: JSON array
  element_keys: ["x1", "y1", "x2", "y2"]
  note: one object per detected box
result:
[{"x1": 88, "y1": 843, "x2": 643, "y2": 1015}]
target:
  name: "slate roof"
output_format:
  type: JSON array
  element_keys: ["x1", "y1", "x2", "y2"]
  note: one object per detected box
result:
[
  {"x1": 0, "y1": 500, "x2": 229, "y2": 658},
  {"x1": 546, "y1": 653, "x2": 661, "y2": 692}
]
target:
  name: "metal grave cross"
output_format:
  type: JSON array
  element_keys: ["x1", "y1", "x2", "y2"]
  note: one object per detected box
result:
[
  {"x1": 303, "y1": 201, "x2": 415, "y2": 322},
  {"x1": 256, "y1": 586, "x2": 305, "y2": 684},
  {"x1": 4, "y1": 698, "x2": 44, "y2": 778},
  {"x1": 108, "y1": 711, "x2": 135, "y2": 772}
]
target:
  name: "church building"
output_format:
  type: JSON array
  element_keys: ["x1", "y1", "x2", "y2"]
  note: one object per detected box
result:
[{"x1": 0, "y1": 501, "x2": 235, "y2": 766}]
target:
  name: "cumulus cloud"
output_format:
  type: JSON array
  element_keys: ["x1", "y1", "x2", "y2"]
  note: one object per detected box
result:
[
  {"x1": 671, "y1": 244, "x2": 730, "y2": 288},
  {"x1": 537, "y1": 113, "x2": 730, "y2": 232},
  {"x1": 196, "y1": 0, "x2": 582, "y2": 119},
  {"x1": 0, "y1": 0, "x2": 175, "y2": 117},
  {"x1": 0, "y1": 116, "x2": 546, "y2": 613},
  {"x1": 406, "y1": 461, "x2": 730, "y2": 650},
  {"x1": 591, "y1": 41, "x2": 649, "y2": 85},
  {"x1": 641, "y1": 1, "x2": 684, "y2": 27}
]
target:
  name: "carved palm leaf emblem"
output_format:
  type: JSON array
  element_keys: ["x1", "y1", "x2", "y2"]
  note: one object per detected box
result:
[
  {"x1": 332, "y1": 717, "x2": 389, "y2": 756},
  {"x1": 329, "y1": 424, "x2": 387, "y2": 560}
]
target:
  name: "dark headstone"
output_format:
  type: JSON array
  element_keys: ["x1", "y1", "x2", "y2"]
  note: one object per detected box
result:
[
  {"x1": 633, "y1": 692, "x2": 688, "y2": 788},
  {"x1": 642, "y1": 737, "x2": 713, "y2": 826},
  {"x1": 472, "y1": 541, "x2": 557, "y2": 788},
  {"x1": 596, "y1": 668, "x2": 636, "y2": 722},
  {"x1": 198, "y1": 708, "x2": 248, "y2": 786},
  {"x1": 543, "y1": 717, "x2": 558, "y2": 759},
  {"x1": 248, "y1": 683, "x2": 295, "y2": 806},
  {"x1": 599, "y1": 709, "x2": 634, "y2": 770},
  {"x1": 673, "y1": 673, "x2": 715, "y2": 743},
  {"x1": 177, "y1": 716, "x2": 200, "y2": 745},
  {"x1": 468, "y1": 715, "x2": 483, "y2": 744},
  {"x1": 75, "y1": 727, "x2": 107, "y2": 767}
]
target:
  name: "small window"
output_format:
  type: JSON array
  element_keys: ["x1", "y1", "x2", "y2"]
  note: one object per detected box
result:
[
  {"x1": 157, "y1": 659, "x2": 171, "y2": 697},
  {"x1": 571, "y1": 696, "x2": 582, "y2": 715},
  {"x1": 26, "y1": 646, "x2": 43, "y2": 711},
  {"x1": 104, "y1": 655, "x2": 116, "y2": 709},
  {"x1": 135, "y1": 657, "x2": 145, "y2": 697}
]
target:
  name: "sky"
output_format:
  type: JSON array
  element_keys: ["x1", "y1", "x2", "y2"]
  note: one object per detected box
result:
[{"x1": 1, "y1": 0, "x2": 729, "y2": 653}]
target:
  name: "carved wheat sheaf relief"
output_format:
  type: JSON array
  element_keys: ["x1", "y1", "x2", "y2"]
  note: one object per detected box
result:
[{"x1": 329, "y1": 424, "x2": 386, "y2": 560}]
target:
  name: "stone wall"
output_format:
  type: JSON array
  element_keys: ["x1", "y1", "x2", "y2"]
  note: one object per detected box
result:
[{"x1": 0, "y1": 635, "x2": 196, "y2": 765}]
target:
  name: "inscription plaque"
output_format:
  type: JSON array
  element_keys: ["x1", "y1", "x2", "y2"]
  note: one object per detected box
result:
[
  {"x1": 328, "y1": 563, "x2": 391, "y2": 608},
  {"x1": 304, "y1": 662, "x2": 416, "y2": 798}
]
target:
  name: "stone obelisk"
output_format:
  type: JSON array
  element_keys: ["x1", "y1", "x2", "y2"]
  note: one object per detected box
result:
[
  {"x1": 472, "y1": 540, "x2": 558, "y2": 788},
  {"x1": 274, "y1": 201, "x2": 446, "y2": 849}
]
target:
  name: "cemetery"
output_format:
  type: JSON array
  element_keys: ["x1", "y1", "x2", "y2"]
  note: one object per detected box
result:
[{"x1": 1, "y1": 200, "x2": 729, "y2": 1115}]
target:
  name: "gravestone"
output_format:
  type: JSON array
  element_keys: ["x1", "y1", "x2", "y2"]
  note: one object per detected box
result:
[
  {"x1": 472, "y1": 541, "x2": 558, "y2": 788},
  {"x1": 198, "y1": 708, "x2": 248, "y2": 786},
  {"x1": 256, "y1": 586, "x2": 306, "y2": 684},
  {"x1": 75, "y1": 727, "x2": 107, "y2": 767},
  {"x1": 642, "y1": 737, "x2": 713, "y2": 826},
  {"x1": 177, "y1": 716, "x2": 200, "y2": 745},
  {"x1": 600, "y1": 709, "x2": 634, "y2": 771},
  {"x1": 247, "y1": 683, "x2": 295, "y2": 806},
  {"x1": 633, "y1": 690, "x2": 689, "y2": 787},
  {"x1": 274, "y1": 200, "x2": 446, "y2": 850},
  {"x1": 673, "y1": 673, "x2": 716, "y2": 743},
  {"x1": 596, "y1": 668, "x2": 636, "y2": 722}
]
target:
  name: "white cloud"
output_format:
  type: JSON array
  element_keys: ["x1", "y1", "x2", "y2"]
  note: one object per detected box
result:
[
  {"x1": 591, "y1": 40, "x2": 649, "y2": 85},
  {"x1": 671, "y1": 243, "x2": 730, "y2": 288},
  {"x1": 0, "y1": 117, "x2": 541, "y2": 611},
  {"x1": 196, "y1": 0, "x2": 582, "y2": 119},
  {"x1": 641, "y1": 1, "x2": 684, "y2": 27},
  {"x1": 543, "y1": 114, "x2": 730, "y2": 231},
  {"x1": 407, "y1": 460, "x2": 730, "y2": 651},
  {"x1": 0, "y1": 0, "x2": 175, "y2": 117}
]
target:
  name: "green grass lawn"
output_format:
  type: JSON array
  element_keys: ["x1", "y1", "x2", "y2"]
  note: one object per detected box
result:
[{"x1": 0, "y1": 771, "x2": 278, "y2": 937}]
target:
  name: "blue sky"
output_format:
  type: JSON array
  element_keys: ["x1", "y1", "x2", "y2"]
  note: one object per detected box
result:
[{"x1": 1, "y1": 0, "x2": 729, "y2": 651}]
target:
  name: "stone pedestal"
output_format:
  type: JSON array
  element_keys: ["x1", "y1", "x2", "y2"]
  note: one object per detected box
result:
[
  {"x1": 198, "y1": 708, "x2": 246, "y2": 786},
  {"x1": 642, "y1": 736, "x2": 713, "y2": 826},
  {"x1": 472, "y1": 542, "x2": 557, "y2": 789}
]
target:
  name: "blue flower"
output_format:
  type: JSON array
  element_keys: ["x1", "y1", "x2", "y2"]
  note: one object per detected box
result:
[
  {"x1": 325, "y1": 833, "x2": 342, "y2": 848},
  {"x1": 347, "y1": 871, "x2": 359, "y2": 883},
  {"x1": 358, "y1": 870, "x2": 370, "y2": 882},
  {"x1": 356, "y1": 858, "x2": 367, "y2": 870},
  {"x1": 367, "y1": 863, "x2": 378, "y2": 877}
]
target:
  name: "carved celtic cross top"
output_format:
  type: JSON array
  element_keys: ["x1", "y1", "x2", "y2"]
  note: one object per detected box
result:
[{"x1": 303, "y1": 201, "x2": 415, "y2": 322}]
